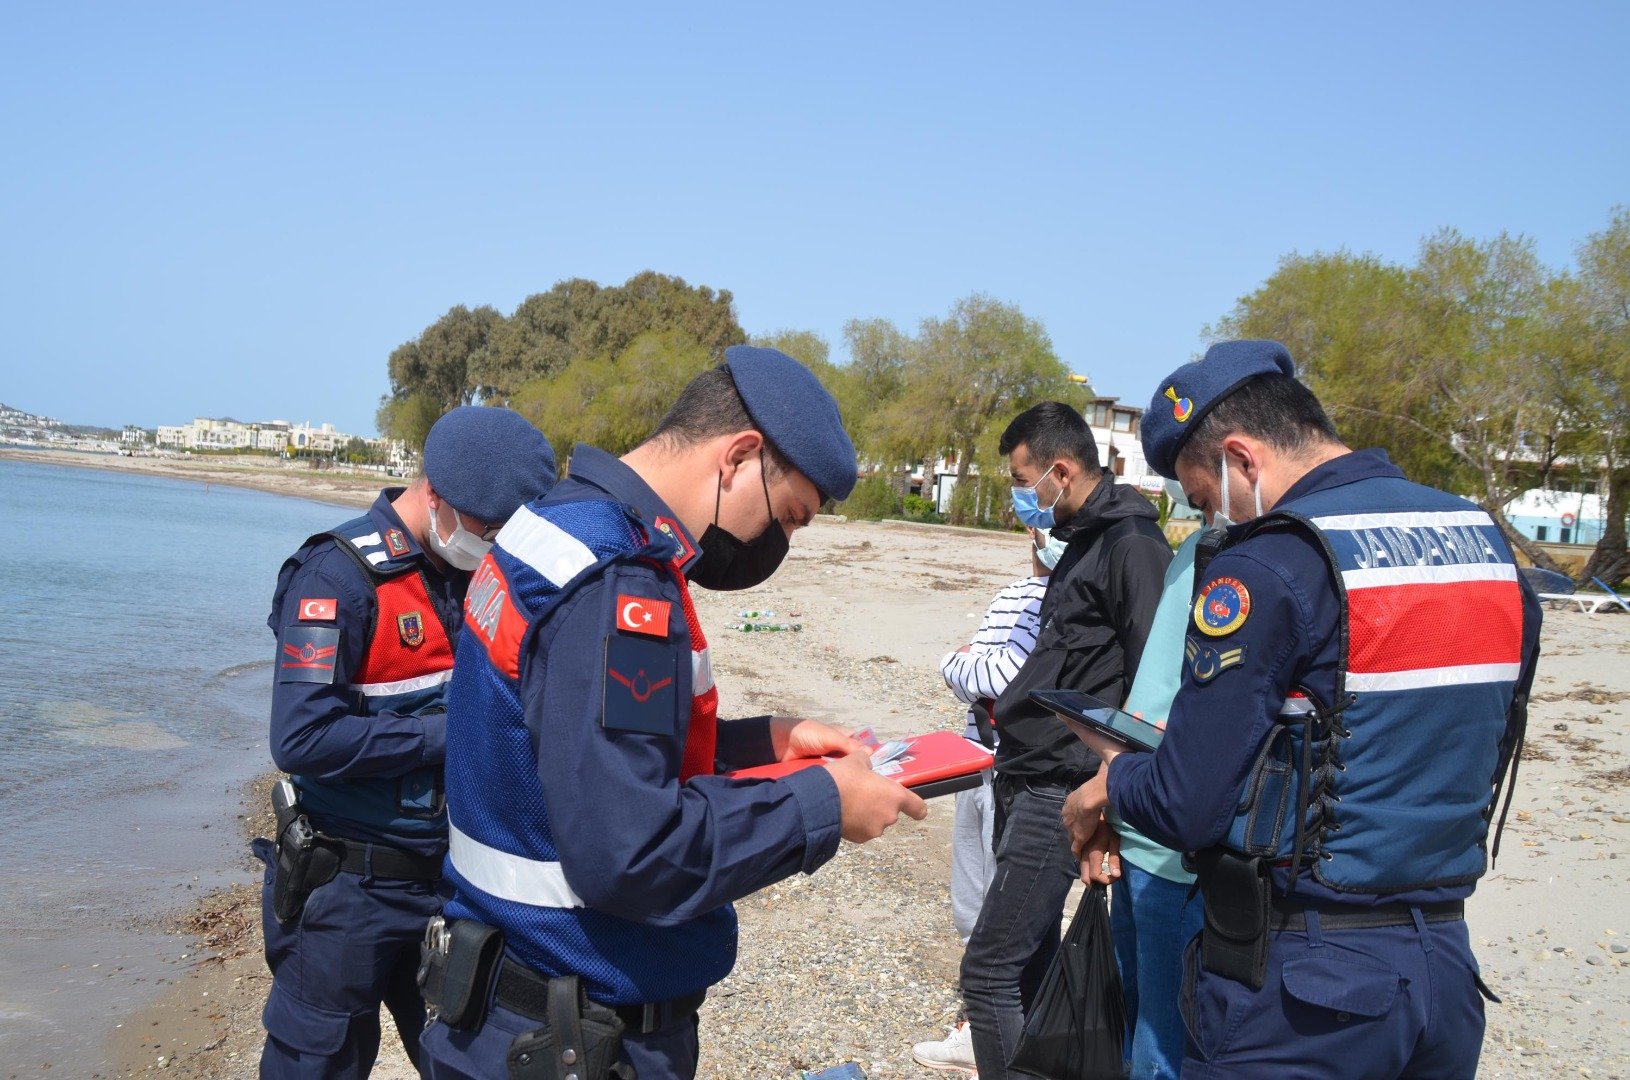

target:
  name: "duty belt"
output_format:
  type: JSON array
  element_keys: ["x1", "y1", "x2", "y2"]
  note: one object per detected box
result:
[
  {"x1": 495, "y1": 957, "x2": 707, "y2": 1036},
  {"x1": 334, "y1": 838, "x2": 443, "y2": 882},
  {"x1": 1269, "y1": 899, "x2": 1464, "y2": 932}
]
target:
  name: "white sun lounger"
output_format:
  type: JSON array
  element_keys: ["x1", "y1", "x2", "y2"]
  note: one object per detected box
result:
[
  {"x1": 1540, "y1": 590, "x2": 1622, "y2": 614},
  {"x1": 1521, "y1": 567, "x2": 1627, "y2": 614}
]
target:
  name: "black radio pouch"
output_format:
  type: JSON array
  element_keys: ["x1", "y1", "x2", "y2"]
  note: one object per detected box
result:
[
  {"x1": 1192, "y1": 848, "x2": 1270, "y2": 991},
  {"x1": 507, "y1": 976, "x2": 633, "y2": 1080},
  {"x1": 422, "y1": 919, "x2": 504, "y2": 1031}
]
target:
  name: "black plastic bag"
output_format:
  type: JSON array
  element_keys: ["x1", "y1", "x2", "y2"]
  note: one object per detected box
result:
[{"x1": 1008, "y1": 884, "x2": 1127, "y2": 1080}]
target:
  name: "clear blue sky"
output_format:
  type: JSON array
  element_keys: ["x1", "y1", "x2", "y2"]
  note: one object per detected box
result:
[{"x1": 3, "y1": 3, "x2": 1625, "y2": 436}]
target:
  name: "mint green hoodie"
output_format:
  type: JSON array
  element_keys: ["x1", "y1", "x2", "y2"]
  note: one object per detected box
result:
[{"x1": 1108, "y1": 530, "x2": 1201, "y2": 883}]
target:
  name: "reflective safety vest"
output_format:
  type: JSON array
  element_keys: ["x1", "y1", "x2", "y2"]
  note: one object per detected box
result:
[
  {"x1": 440, "y1": 498, "x2": 727, "y2": 1006},
  {"x1": 293, "y1": 516, "x2": 454, "y2": 838},
  {"x1": 1223, "y1": 474, "x2": 1528, "y2": 893}
]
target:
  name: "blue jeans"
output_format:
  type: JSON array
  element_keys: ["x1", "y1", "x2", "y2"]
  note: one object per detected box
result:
[
  {"x1": 1110, "y1": 860, "x2": 1202, "y2": 1079},
  {"x1": 958, "y1": 777, "x2": 1078, "y2": 1080}
]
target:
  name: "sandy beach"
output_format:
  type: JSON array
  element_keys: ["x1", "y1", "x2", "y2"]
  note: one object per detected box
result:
[
  {"x1": 0, "y1": 447, "x2": 384, "y2": 511},
  {"x1": 14, "y1": 450, "x2": 1617, "y2": 1078}
]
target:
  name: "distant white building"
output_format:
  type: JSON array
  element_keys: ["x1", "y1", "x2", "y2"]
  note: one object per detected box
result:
[
  {"x1": 1083, "y1": 395, "x2": 1164, "y2": 494},
  {"x1": 1505, "y1": 488, "x2": 1618, "y2": 547}
]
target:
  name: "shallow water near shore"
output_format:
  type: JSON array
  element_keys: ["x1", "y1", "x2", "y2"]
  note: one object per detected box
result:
[{"x1": 0, "y1": 459, "x2": 345, "y2": 1073}]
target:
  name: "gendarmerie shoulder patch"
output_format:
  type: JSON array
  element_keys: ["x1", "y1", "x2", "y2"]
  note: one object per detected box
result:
[
  {"x1": 279, "y1": 626, "x2": 340, "y2": 684},
  {"x1": 602, "y1": 634, "x2": 677, "y2": 736},
  {"x1": 1194, "y1": 576, "x2": 1251, "y2": 637},
  {"x1": 1186, "y1": 638, "x2": 1248, "y2": 683}
]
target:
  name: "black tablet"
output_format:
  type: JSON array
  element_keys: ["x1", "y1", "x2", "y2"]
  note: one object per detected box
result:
[{"x1": 1028, "y1": 689, "x2": 1164, "y2": 753}]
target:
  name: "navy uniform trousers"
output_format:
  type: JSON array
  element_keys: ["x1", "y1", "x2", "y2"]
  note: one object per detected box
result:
[
  {"x1": 1180, "y1": 908, "x2": 1490, "y2": 1078},
  {"x1": 420, "y1": 1001, "x2": 700, "y2": 1078},
  {"x1": 254, "y1": 838, "x2": 443, "y2": 1078}
]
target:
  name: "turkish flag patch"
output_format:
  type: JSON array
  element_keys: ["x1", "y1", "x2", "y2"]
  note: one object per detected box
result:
[
  {"x1": 298, "y1": 598, "x2": 338, "y2": 621},
  {"x1": 615, "y1": 594, "x2": 672, "y2": 638}
]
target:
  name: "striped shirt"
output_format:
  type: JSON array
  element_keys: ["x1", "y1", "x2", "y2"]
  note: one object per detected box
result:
[{"x1": 941, "y1": 576, "x2": 1048, "y2": 743}]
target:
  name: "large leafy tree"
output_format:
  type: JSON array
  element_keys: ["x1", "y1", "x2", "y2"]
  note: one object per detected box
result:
[
  {"x1": 1211, "y1": 233, "x2": 1572, "y2": 572},
  {"x1": 471, "y1": 272, "x2": 746, "y2": 403},
  {"x1": 512, "y1": 329, "x2": 716, "y2": 463},
  {"x1": 873, "y1": 294, "x2": 1079, "y2": 524},
  {"x1": 376, "y1": 304, "x2": 502, "y2": 447},
  {"x1": 1570, "y1": 208, "x2": 1630, "y2": 583}
]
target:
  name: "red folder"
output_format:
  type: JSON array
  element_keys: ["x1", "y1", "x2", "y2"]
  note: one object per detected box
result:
[{"x1": 727, "y1": 730, "x2": 994, "y2": 799}]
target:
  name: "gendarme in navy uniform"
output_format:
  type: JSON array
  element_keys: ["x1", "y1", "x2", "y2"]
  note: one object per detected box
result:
[
  {"x1": 419, "y1": 347, "x2": 927, "y2": 1080},
  {"x1": 255, "y1": 406, "x2": 557, "y2": 1079},
  {"x1": 1064, "y1": 341, "x2": 1541, "y2": 1078}
]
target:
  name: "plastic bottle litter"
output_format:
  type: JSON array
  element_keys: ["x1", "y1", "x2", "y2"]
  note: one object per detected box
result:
[
  {"x1": 736, "y1": 609, "x2": 776, "y2": 619},
  {"x1": 727, "y1": 622, "x2": 803, "y2": 633}
]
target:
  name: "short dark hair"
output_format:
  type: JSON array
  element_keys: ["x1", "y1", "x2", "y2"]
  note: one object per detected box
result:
[
  {"x1": 650, "y1": 365, "x2": 789, "y2": 476},
  {"x1": 998, "y1": 401, "x2": 1100, "y2": 472},
  {"x1": 1177, "y1": 374, "x2": 1340, "y2": 467}
]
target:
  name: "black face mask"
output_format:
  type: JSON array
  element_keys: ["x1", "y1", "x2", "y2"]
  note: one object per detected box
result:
[{"x1": 687, "y1": 452, "x2": 790, "y2": 592}]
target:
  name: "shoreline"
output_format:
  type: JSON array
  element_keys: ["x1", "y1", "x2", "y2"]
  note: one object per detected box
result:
[
  {"x1": 92, "y1": 510, "x2": 1630, "y2": 1077},
  {"x1": 0, "y1": 446, "x2": 382, "y2": 511}
]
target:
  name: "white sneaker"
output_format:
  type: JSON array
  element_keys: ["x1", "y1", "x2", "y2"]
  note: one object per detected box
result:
[{"x1": 911, "y1": 1020, "x2": 978, "y2": 1074}]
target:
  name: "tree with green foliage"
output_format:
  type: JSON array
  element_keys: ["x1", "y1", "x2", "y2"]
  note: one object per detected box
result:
[
  {"x1": 377, "y1": 304, "x2": 503, "y2": 447},
  {"x1": 1568, "y1": 208, "x2": 1630, "y2": 584},
  {"x1": 1210, "y1": 231, "x2": 1573, "y2": 573},
  {"x1": 512, "y1": 329, "x2": 716, "y2": 465},
  {"x1": 472, "y1": 272, "x2": 746, "y2": 403},
  {"x1": 872, "y1": 294, "x2": 1081, "y2": 525},
  {"x1": 840, "y1": 317, "x2": 912, "y2": 458}
]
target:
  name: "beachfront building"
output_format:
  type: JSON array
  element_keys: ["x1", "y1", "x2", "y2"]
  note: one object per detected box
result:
[
  {"x1": 153, "y1": 416, "x2": 388, "y2": 457},
  {"x1": 1504, "y1": 487, "x2": 1623, "y2": 547}
]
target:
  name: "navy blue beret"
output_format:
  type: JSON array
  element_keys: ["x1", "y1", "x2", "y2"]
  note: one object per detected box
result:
[
  {"x1": 724, "y1": 345, "x2": 858, "y2": 502},
  {"x1": 1140, "y1": 340, "x2": 1297, "y2": 478},
  {"x1": 423, "y1": 405, "x2": 558, "y2": 523}
]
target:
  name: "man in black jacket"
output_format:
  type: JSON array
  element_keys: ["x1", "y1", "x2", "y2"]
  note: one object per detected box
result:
[{"x1": 960, "y1": 401, "x2": 1171, "y2": 1080}]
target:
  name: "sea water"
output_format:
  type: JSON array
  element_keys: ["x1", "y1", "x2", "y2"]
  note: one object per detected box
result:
[{"x1": 0, "y1": 458, "x2": 349, "y2": 1070}]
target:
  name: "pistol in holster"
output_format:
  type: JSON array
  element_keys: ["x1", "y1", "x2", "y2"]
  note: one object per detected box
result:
[
  {"x1": 1189, "y1": 847, "x2": 1271, "y2": 991},
  {"x1": 506, "y1": 975, "x2": 634, "y2": 1080},
  {"x1": 418, "y1": 916, "x2": 632, "y2": 1079},
  {"x1": 270, "y1": 779, "x2": 343, "y2": 925}
]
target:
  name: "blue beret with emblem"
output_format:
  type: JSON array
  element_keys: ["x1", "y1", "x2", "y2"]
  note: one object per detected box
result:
[
  {"x1": 1140, "y1": 340, "x2": 1297, "y2": 479},
  {"x1": 723, "y1": 344, "x2": 858, "y2": 502},
  {"x1": 424, "y1": 406, "x2": 558, "y2": 524}
]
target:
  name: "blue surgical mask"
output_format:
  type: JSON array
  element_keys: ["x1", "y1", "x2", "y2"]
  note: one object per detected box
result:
[
  {"x1": 1035, "y1": 529, "x2": 1068, "y2": 571},
  {"x1": 1011, "y1": 465, "x2": 1063, "y2": 529},
  {"x1": 1163, "y1": 477, "x2": 1191, "y2": 513}
]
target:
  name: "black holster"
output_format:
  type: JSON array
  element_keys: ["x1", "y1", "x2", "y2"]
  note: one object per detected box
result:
[
  {"x1": 507, "y1": 976, "x2": 633, "y2": 1080},
  {"x1": 271, "y1": 814, "x2": 343, "y2": 925},
  {"x1": 419, "y1": 916, "x2": 504, "y2": 1031},
  {"x1": 1190, "y1": 848, "x2": 1271, "y2": 991}
]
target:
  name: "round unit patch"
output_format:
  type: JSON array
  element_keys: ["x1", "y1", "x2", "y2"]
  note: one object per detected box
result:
[{"x1": 1193, "y1": 577, "x2": 1251, "y2": 637}]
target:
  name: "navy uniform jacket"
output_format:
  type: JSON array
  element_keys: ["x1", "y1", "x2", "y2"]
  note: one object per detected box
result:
[
  {"x1": 1108, "y1": 450, "x2": 1543, "y2": 905},
  {"x1": 519, "y1": 446, "x2": 842, "y2": 923},
  {"x1": 268, "y1": 489, "x2": 465, "y2": 857}
]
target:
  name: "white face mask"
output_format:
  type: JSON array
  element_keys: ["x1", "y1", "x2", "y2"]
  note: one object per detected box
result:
[
  {"x1": 428, "y1": 501, "x2": 491, "y2": 572},
  {"x1": 1214, "y1": 452, "x2": 1262, "y2": 530}
]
